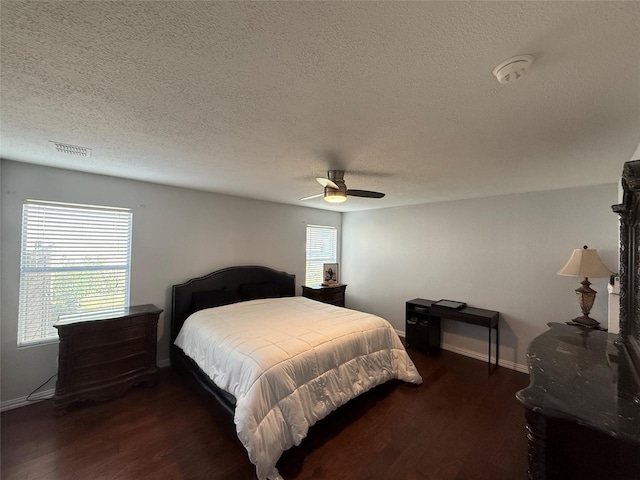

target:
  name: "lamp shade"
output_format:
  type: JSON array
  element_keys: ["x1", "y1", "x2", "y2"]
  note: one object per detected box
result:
[{"x1": 557, "y1": 246, "x2": 613, "y2": 278}]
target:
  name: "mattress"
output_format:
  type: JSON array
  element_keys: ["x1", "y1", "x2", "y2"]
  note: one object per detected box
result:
[{"x1": 174, "y1": 296, "x2": 422, "y2": 480}]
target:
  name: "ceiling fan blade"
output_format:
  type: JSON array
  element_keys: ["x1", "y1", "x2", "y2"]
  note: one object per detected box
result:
[
  {"x1": 299, "y1": 192, "x2": 324, "y2": 201},
  {"x1": 347, "y1": 189, "x2": 385, "y2": 199},
  {"x1": 316, "y1": 177, "x2": 339, "y2": 189}
]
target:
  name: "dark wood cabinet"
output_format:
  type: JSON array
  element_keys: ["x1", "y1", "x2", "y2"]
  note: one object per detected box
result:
[
  {"x1": 301, "y1": 284, "x2": 347, "y2": 307},
  {"x1": 53, "y1": 304, "x2": 162, "y2": 415},
  {"x1": 515, "y1": 160, "x2": 640, "y2": 479},
  {"x1": 517, "y1": 323, "x2": 640, "y2": 479},
  {"x1": 405, "y1": 299, "x2": 441, "y2": 351}
]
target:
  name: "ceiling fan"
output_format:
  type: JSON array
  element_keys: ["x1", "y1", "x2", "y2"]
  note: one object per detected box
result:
[{"x1": 300, "y1": 170, "x2": 385, "y2": 203}]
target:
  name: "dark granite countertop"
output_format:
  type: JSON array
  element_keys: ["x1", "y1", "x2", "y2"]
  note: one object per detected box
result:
[{"x1": 516, "y1": 322, "x2": 640, "y2": 444}]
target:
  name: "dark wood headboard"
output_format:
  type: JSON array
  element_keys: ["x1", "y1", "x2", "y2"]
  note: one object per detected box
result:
[{"x1": 170, "y1": 265, "x2": 295, "y2": 342}]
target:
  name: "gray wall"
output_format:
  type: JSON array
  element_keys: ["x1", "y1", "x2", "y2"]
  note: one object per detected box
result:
[
  {"x1": 1, "y1": 160, "x2": 341, "y2": 404},
  {"x1": 341, "y1": 184, "x2": 619, "y2": 370},
  {"x1": 0, "y1": 159, "x2": 621, "y2": 405}
]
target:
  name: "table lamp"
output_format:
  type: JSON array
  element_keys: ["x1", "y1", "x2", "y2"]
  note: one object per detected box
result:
[{"x1": 557, "y1": 245, "x2": 613, "y2": 328}]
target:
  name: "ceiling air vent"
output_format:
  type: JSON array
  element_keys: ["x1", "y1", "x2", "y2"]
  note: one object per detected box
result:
[{"x1": 49, "y1": 141, "x2": 91, "y2": 157}]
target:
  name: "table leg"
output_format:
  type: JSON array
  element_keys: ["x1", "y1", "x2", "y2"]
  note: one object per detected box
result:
[
  {"x1": 488, "y1": 327, "x2": 492, "y2": 374},
  {"x1": 496, "y1": 324, "x2": 500, "y2": 369},
  {"x1": 488, "y1": 325, "x2": 499, "y2": 374}
]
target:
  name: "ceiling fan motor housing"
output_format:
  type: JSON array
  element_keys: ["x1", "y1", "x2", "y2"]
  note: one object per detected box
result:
[
  {"x1": 324, "y1": 170, "x2": 348, "y2": 202},
  {"x1": 327, "y1": 170, "x2": 345, "y2": 183},
  {"x1": 327, "y1": 171, "x2": 346, "y2": 191},
  {"x1": 306, "y1": 169, "x2": 384, "y2": 202},
  {"x1": 324, "y1": 184, "x2": 347, "y2": 195}
]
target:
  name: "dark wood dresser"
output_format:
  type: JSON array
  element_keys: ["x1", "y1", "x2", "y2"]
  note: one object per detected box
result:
[
  {"x1": 517, "y1": 323, "x2": 639, "y2": 479},
  {"x1": 301, "y1": 284, "x2": 347, "y2": 307},
  {"x1": 53, "y1": 304, "x2": 162, "y2": 415},
  {"x1": 516, "y1": 159, "x2": 640, "y2": 479}
]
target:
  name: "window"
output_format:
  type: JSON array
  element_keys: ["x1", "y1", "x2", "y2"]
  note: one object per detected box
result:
[
  {"x1": 305, "y1": 225, "x2": 337, "y2": 285},
  {"x1": 18, "y1": 200, "x2": 132, "y2": 346}
]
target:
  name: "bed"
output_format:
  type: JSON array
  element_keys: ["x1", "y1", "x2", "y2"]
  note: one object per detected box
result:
[{"x1": 170, "y1": 265, "x2": 422, "y2": 480}]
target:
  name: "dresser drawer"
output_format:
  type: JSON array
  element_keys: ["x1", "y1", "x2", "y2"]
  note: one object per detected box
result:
[
  {"x1": 72, "y1": 338, "x2": 150, "y2": 366},
  {"x1": 302, "y1": 284, "x2": 347, "y2": 307},
  {"x1": 73, "y1": 323, "x2": 151, "y2": 349},
  {"x1": 322, "y1": 291, "x2": 345, "y2": 304},
  {"x1": 71, "y1": 353, "x2": 149, "y2": 388}
]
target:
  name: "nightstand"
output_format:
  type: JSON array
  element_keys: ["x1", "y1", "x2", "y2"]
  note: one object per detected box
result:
[{"x1": 301, "y1": 284, "x2": 347, "y2": 307}]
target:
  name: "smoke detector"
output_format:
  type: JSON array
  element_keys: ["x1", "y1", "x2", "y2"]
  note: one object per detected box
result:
[{"x1": 492, "y1": 55, "x2": 533, "y2": 84}]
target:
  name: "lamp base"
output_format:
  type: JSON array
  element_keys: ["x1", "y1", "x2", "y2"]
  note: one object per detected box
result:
[{"x1": 570, "y1": 315, "x2": 601, "y2": 328}]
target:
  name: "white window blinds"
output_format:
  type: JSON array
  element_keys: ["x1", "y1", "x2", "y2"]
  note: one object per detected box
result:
[
  {"x1": 305, "y1": 225, "x2": 337, "y2": 285},
  {"x1": 18, "y1": 200, "x2": 133, "y2": 346}
]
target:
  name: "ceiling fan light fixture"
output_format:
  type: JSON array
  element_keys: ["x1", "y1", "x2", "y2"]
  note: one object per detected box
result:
[
  {"x1": 324, "y1": 187, "x2": 347, "y2": 203},
  {"x1": 300, "y1": 170, "x2": 384, "y2": 204}
]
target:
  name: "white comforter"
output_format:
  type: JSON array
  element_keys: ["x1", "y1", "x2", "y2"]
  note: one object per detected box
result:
[{"x1": 174, "y1": 296, "x2": 422, "y2": 480}]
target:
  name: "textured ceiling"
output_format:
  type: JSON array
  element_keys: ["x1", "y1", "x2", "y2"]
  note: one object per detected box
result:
[{"x1": 1, "y1": 1, "x2": 639, "y2": 212}]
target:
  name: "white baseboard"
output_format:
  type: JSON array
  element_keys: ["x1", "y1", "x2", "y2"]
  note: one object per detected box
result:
[
  {"x1": 441, "y1": 343, "x2": 529, "y2": 374},
  {"x1": 1, "y1": 388, "x2": 55, "y2": 412},
  {"x1": 398, "y1": 330, "x2": 528, "y2": 374},
  {"x1": 2, "y1": 360, "x2": 174, "y2": 412}
]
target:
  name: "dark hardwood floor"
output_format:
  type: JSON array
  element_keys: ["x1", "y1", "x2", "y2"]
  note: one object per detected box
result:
[{"x1": 1, "y1": 349, "x2": 530, "y2": 480}]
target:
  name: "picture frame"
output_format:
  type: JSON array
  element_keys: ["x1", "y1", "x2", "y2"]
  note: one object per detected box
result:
[{"x1": 322, "y1": 263, "x2": 339, "y2": 286}]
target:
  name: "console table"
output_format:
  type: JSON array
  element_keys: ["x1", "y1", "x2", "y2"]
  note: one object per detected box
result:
[
  {"x1": 516, "y1": 323, "x2": 640, "y2": 479},
  {"x1": 405, "y1": 298, "x2": 499, "y2": 372}
]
